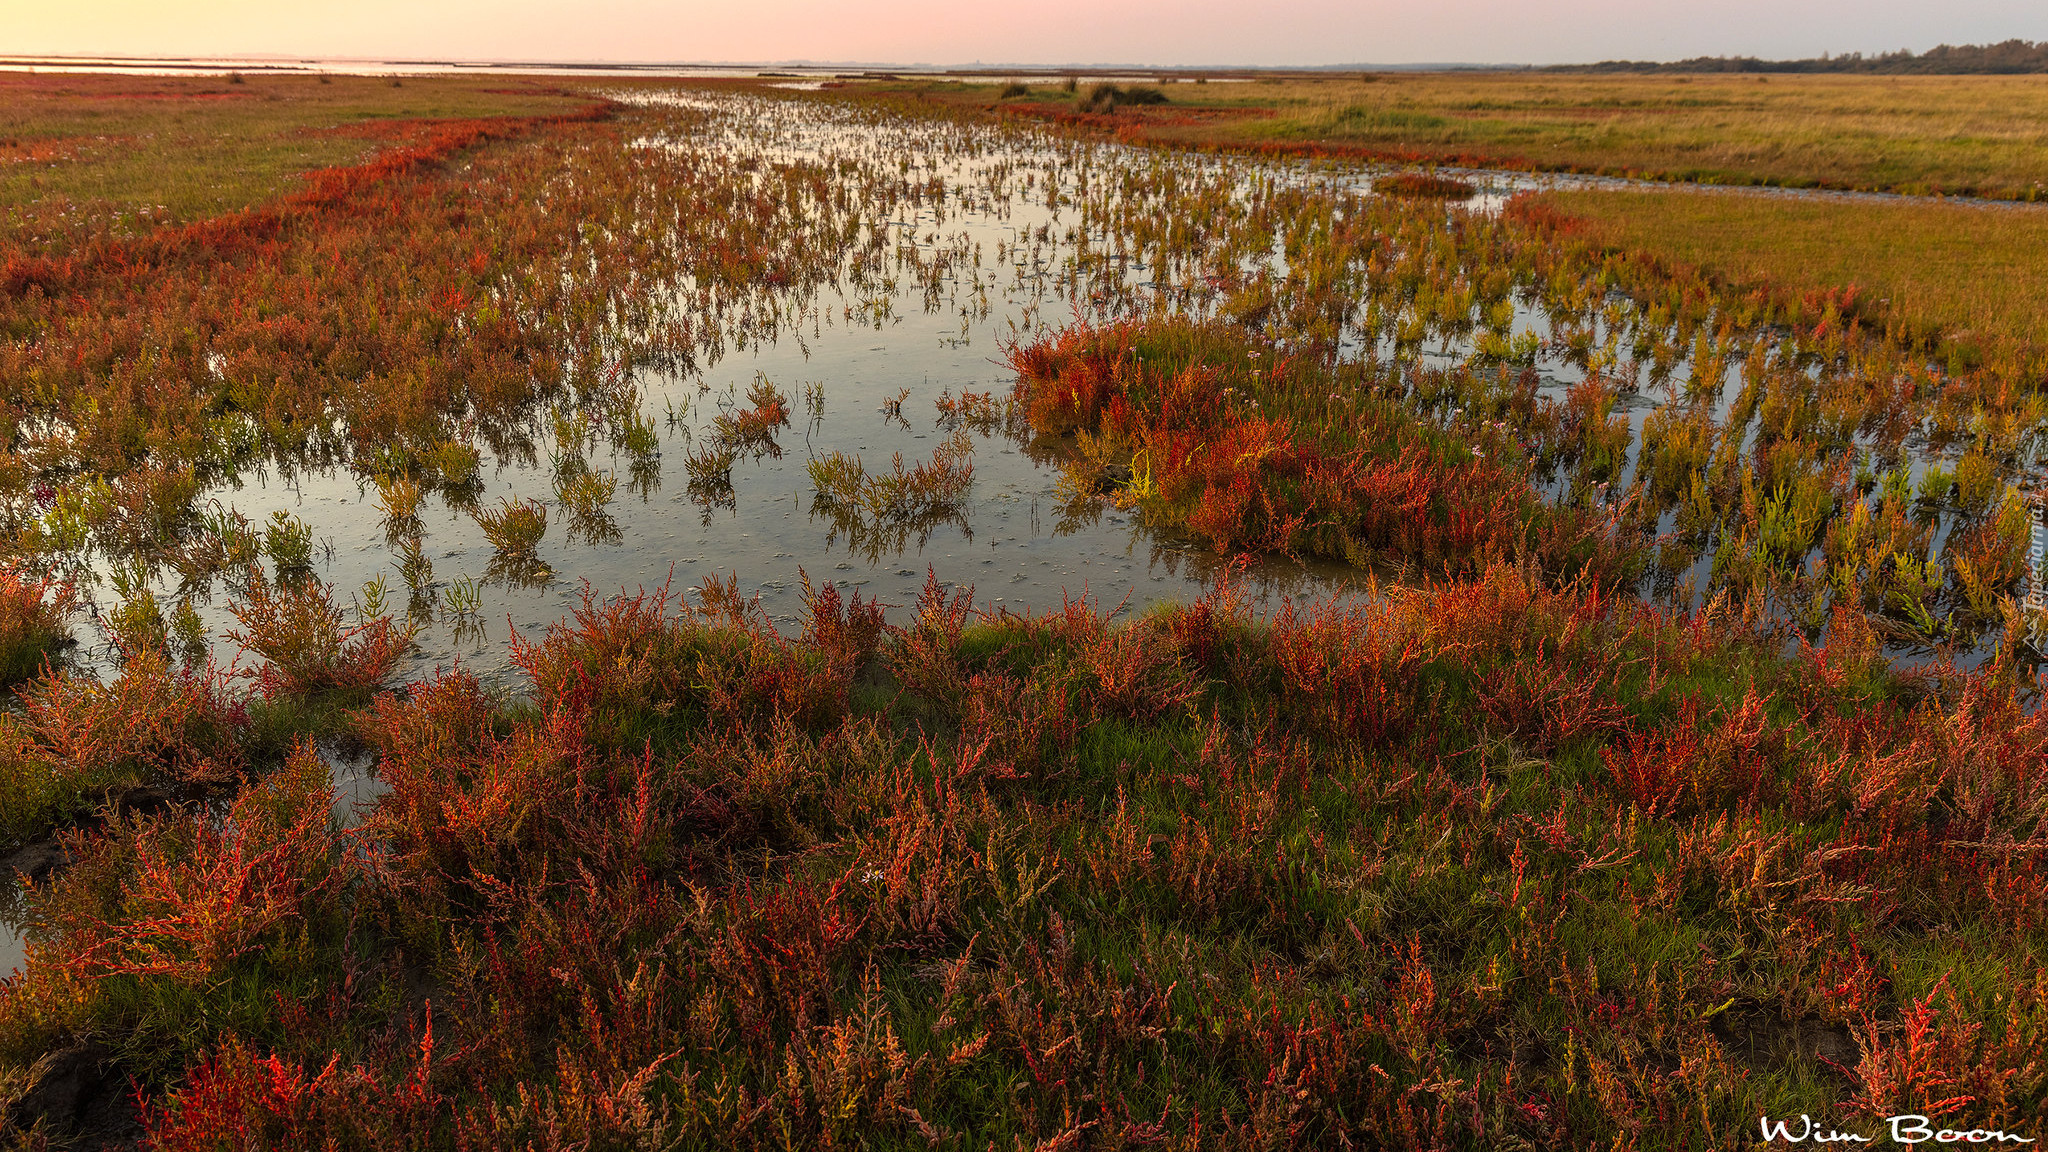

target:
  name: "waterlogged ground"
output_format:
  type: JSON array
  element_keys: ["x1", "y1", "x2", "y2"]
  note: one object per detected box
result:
[
  {"x1": 69, "y1": 90, "x2": 2035, "y2": 686},
  {"x1": 73, "y1": 91, "x2": 1409, "y2": 688},
  {"x1": 40, "y1": 93, "x2": 1552, "y2": 688},
  {"x1": 8, "y1": 86, "x2": 2048, "y2": 1146},
  {"x1": 7, "y1": 85, "x2": 2047, "y2": 978}
]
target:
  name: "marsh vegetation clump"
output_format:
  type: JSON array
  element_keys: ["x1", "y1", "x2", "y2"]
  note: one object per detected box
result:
[
  {"x1": 1078, "y1": 83, "x2": 1169, "y2": 114},
  {"x1": 555, "y1": 467, "x2": 617, "y2": 521},
  {"x1": 1375, "y1": 170, "x2": 1477, "y2": 199},
  {"x1": 0, "y1": 647, "x2": 242, "y2": 853},
  {"x1": 1010, "y1": 318, "x2": 1636, "y2": 587},
  {"x1": 473, "y1": 497, "x2": 548, "y2": 561},
  {"x1": 932, "y1": 387, "x2": 1014, "y2": 436},
  {"x1": 260, "y1": 512, "x2": 315, "y2": 579},
  {"x1": 808, "y1": 429, "x2": 976, "y2": 523},
  {"x1": 806, "y1": 431, "x2": 977, "y2": 561},
  {"x1": 0, "y1": 567, "x2": 73, "y2": 688},
  {"x1": 225, "y1": 568, "x2": 414, "y2": 700},
  {"x1": 711, "y1": 377, "x2": 794, "y2": 461},
  {"x1": 682, "y1": 440, "x2": 738, "y2": 512},
  {"x1": 372, "y1": 472, "x2": 425, "y2": 541}
]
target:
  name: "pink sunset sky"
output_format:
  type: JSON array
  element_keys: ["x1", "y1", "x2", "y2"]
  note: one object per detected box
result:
[{"x1": 9, "y1": 0, "x2": 2044, "y2": 66}]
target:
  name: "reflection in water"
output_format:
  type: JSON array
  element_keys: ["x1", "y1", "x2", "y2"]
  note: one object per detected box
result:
[
  {"x1": 566, "y1": 509, "x2": 624, "y2": 549},
  {"x1": 814, "y1": 503, "x2": 975, "y2": 568},
  {"x1": 485, "y1": 555, "x2": 555, "y2": 592},
  {"x1": 0, "y1": 883, "x2": 23, "y2": 980}
]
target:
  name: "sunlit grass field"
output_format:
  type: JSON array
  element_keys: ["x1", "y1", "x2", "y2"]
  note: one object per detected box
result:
[
  {"x1": 0, "y1": 73, "x2": 597, "y2": 236},
  {"x1": 933, "y1": 71, "x2": 2048, "y2": 199},
  {"x1": 1528, "y1": 187, "x2": 2048, "y2": 376},
  {"x1": 899, "y1": 71, "x2": 2048, "y2": 380}
]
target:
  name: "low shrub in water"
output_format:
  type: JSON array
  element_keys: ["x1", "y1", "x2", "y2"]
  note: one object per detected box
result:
[{"x1": 0, "y1": 566, "x2": 73, "y2": 688}]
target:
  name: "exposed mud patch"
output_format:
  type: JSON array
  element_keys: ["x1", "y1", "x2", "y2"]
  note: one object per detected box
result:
[
  {"x1": 1712, "y1": 1004, "x2": 1860, "y2": 1074},
  {"x1": 4, "y1": 1041, "x2": 143, "y2": 1149}
]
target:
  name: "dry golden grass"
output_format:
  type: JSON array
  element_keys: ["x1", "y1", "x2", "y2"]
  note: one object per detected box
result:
[
  {"x1": 942, "y1": 72, "x2": 2048, "y2": 199},
  {"x1": 1534, "y1": 187, "x2": 2048, "y2": 371}
]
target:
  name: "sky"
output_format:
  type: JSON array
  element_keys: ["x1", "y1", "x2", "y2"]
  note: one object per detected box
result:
[{"x1": 5, "y1": 0, "x2": 2045, "y2": 67}]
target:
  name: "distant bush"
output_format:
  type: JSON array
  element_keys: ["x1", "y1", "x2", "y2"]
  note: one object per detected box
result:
[
  {"x1": 1080, "y1": 84, "x2": 1170, "y2": 113},
  {"x1": 999, "y1": 82, "x2": 1031, "y2": 99},
  {"x1": 1562, "y1": 38, "x2": 2048, "y2": 75}
]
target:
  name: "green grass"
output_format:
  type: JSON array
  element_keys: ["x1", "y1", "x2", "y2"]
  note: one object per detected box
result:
[{"x1": 0, "y1": 72, "x2": 598, "y2": 237}]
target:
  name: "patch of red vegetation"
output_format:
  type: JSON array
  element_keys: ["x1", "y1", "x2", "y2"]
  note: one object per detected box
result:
[
  {"x1": 0, "y1": 100, "x2": 615, "y2": 298},
  {"x1": 1007, "y1": 319, "x2": 1635, "y2": 583},
  {"x1": 293, "y1": 114, "x2": 574, "y2": 153},
  {"x1": 82, "y1": 91, "x2": 255, "y2": 101},
  {"x1": 1499, "y1": 193, "x2": 1586, "y2": 236},
  {"x1": 16, "y1": 557, "x2": 2046, "y2": 1145},
  {"x1": 0, "y1": 136, "x2": 117, "y2": 165}
]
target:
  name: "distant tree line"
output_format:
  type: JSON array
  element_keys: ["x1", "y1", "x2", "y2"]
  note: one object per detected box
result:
[{"x1": 1553, "y1": 39, "x2": 2048, "y2": 74}]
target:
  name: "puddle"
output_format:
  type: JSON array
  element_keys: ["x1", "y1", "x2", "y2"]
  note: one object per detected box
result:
[
  {"x1": 56, "y1": 89, "x2": 1411, "y2": 691},
  {"x1": 325, "y1": 742, "x2": 386, "y2": 830},
  {"x1": 0, "y1": 891, "x2": 21, "y2": 981}
]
